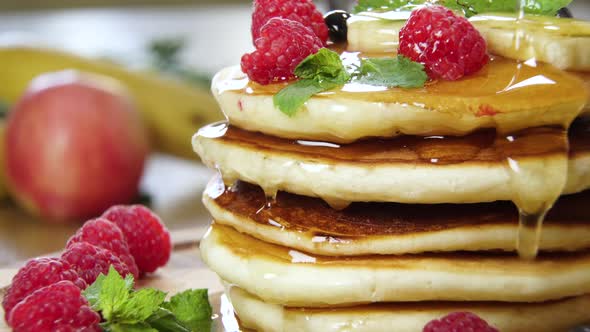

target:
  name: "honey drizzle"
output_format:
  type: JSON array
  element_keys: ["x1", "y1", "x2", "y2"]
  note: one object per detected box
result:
[
  {"x1": 500, "y1": 128, "x2": 569, "y2": 259},
  {"x1": 509, "y1": 0, "x2": 570, "y2": 259}
]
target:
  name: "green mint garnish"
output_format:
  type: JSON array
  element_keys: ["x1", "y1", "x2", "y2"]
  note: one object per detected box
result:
[
  {"x1": 354, "y1": 56, "x2": 428, "y2": 88},
  {"x1": 353, "y1": 0, "x2": 573, "y2": 17},
  {"x1": 274, "y1": 48, "x2": 350, "y2": 116},
  {"x1": 353, "y1": 0, "x2": 422, "y2": 13},
  {"x1": 84, "y1": 267, "x2": 212, "y2": 332},
  {"x1": 274, "y1": 50, "x2": 429, "y2": 116},
  {"x1": 162, "y1": 289, "x2": 213, "y2": 332}
]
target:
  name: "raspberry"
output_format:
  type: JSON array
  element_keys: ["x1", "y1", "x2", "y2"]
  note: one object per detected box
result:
[
  {"x1": 423, "y1": 312, "x2": 499, "y2": 332},
  {"x1": 241, "y1": 18, "x2": 323, "y2": 85},
  {"x1": 2, "y1": 258, "x2": 86, "y2": 318},
  {"x1": 66, "y1": 218, "x2": 139, "y2": 279},
  {"x1": 252, "y1": 0, "x2": 328, "y2": 45},
  {"x1": 61, "y1": 242, "x2": 134, "y2": 285},
  {"x1": 102, "y1": 205, "x2": 171, "y2": 274},
  {"x1": 398, "y1": 5, "x2": 488, "y2": 80},
  {"x1": 7, "y1": 281, "x2": 101, "y2": 331}
]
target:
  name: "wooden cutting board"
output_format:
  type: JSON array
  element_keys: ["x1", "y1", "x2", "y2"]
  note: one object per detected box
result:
[{"x1": 0, "y1": 238, "x2": 232, "y2": 331}]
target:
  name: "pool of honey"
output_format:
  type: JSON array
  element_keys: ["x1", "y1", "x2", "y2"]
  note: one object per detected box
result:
[
  {"x1": 205, "y1": 117, "x2": 588, "y2": 166},
  {"x1": 210, "y1": 180, "x2": 590, "y2": 238}
]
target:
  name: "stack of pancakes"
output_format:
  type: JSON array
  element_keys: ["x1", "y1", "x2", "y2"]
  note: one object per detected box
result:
[{"x1": 193, "y1": 47, "x2": 590, "y2": 331}]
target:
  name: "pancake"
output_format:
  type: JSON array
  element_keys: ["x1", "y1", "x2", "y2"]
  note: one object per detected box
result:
[
  {"x1": 203, "y1": 177, "x2": 590, "y2": 255},
  {"x1": 193, "y1": 118, "x2": 590, "y2": 206},
  {"x1": 201, "y1": 224, "x2": 590, "y2": 306},
  {"x1": 226, "y1": 285, "x2": 590, "y2": 332},
  {"x1": 212, "y1": 55, "x2": 588, "y2": 143}
]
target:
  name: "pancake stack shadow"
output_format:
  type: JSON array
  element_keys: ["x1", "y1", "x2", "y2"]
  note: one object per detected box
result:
[{"x1": 193, "y1": 61, "x2": 590, "y2": 332}]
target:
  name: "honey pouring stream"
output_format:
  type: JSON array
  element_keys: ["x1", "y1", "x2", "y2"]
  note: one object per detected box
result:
[{"x1": 508, "y1": 0, "x2": 569, "y2": 259}]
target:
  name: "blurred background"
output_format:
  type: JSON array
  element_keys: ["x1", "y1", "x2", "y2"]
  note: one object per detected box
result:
[{"x1": 0, "y1": 0, "x2": 588, "y2": 267}]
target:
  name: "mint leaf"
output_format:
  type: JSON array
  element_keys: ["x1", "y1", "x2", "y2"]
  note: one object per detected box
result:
[
  {"x1": 83, "y1": 273, "x2": 106, "y2": 307},
  {"x1": 273, "y1": 80, "x2": 327, "y2": 116},
  {"x1": 294, "y1": 48, "x2": 350, "y2": 82},
  {"x1": 353, "y1": 0, "x2": 422, "y2": 13},
  {"x1": 162, "y1": 289, "x2": 212, "y2": 332},
  {"x1": 522, "y1": 0, "x2": 573, "y2": 16},
  {"x1": 88, "y1": 270, "x2": 164, "y2": 325},
  {"x1": 83, "y1": 269, "x2": 134, "y2": 309},
  {"x1": 83, "y1": 267, "x2": 134, "y2": 321},
  {"x1": 146, "y1": 308, "x2": 191, "y2": 332},
  {"x1": 118, "y1": 288, "x2": 167, "y2": 323},
  {"x1": 274, "y1": 48, "x2": 349, "y2": 116},
  {"x1": 104, "y1": 322, "x2": 158, "y2": 332},
  {"x1": 85, "y1": 266, "x2": 211, "y2": 332},
  {"x1": 353, "y1": 0, "x2": 573, "y2": 16},
  {"x1": 354, "y1": 56, "x2": 427, "y2": 88}
]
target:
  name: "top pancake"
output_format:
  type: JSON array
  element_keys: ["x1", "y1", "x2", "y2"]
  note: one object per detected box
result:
[{"x1": 212, "y1": 55, "x2": 588, "y2": 143}]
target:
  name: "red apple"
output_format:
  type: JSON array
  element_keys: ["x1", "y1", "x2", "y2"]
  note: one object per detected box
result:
[{"x1": 5, "y1": 70, "x2": 149, "y2": 221}]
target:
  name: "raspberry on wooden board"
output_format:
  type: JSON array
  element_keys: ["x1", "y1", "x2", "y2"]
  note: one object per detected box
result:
[
  {"x1": 7, "y1": 281, "x2": 101, "y2": 332},
  {"x1": 61, "y1": 242, "x2": 135, "y2": 285},
  {"x1": 2, "y1": 258, "x2": 86, "y2": 318},
  {"x1": 102, "y1": 205, "x2": 172, "y2": 274},
  {"x1": 66, "y1": 218, "x2": 139, "y2": 279}
]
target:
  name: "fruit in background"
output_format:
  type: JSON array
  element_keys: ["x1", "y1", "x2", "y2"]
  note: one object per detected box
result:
[
  {"x1": 0, "y1": 117, "x2": 7, "y2": 200},
  {"x1": 4, "y1": 70, "x2": 149, "y2": 221},
  {"x1": 471, "y1": 13, "x2": 590, "y2": 71},
  {"x1": 0, "y1": 47, "x2": 223, "y2": 159}
]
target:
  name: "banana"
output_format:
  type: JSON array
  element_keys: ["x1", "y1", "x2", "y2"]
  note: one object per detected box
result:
[
  {"x1": 347, "y1": 12, "x2": 409, "y2": 53},
  {"x1": 0, "y1": 47, "x2": 223, "y2": 159},
  {"x1": 0, "y1": 119, "x2": 6, "y2": 200},
  {"x1": 346, "y1": 12, "x2": 590, "y2": 72},
  {"x1": 471, "y1": 14, "x2": 590, "y2": 72}
]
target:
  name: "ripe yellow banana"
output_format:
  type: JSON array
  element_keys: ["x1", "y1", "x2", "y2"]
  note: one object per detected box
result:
[
  {"x1": 347, "y1": 12, "x2": 409, "y2": 53},
  {"x1": 347, "y1": 12, "x2": 590, "y2": 72},
  {"x1": 471, "y1": 14, "x2": 590, "y2": 72},
  {"x1": 0, "y1": 47, "x2": 223, "y2": 159},
  {"x1": 0, "y1": 119, "x2": 6, "y2": 199}
]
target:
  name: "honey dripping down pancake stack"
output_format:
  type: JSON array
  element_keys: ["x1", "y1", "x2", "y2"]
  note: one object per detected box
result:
[{"x1": 193, "y1": 1, "x2": 590, "y2": 331}]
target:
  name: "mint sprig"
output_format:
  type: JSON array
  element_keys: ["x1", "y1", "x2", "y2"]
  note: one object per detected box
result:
[
  {"x1": 354, "y1": 56, "x2": 427, "y2": 88},
  {"x1": 353, "y1": 0, "x2": 573, "y2": 17},
  {"x1": 162, "y1": 289, "x2": 212, "y2": 332},
  {"x1": 83, "y1": 267, "x2": 212, "y2": 332},
  {"x1": 354, "y1": 0, "x2": 421, "y2": 13},
  {"x1": 273, "y1": 50, "x2": 428, "y2": 115},
  {"x1": 274, "y1": 48, "x2": 350, "y2": 116}
]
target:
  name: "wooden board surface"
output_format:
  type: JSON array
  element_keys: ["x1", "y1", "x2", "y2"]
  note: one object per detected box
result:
[{"x1": 0, "y1": 244, "x2": 226, "y2": 331}]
